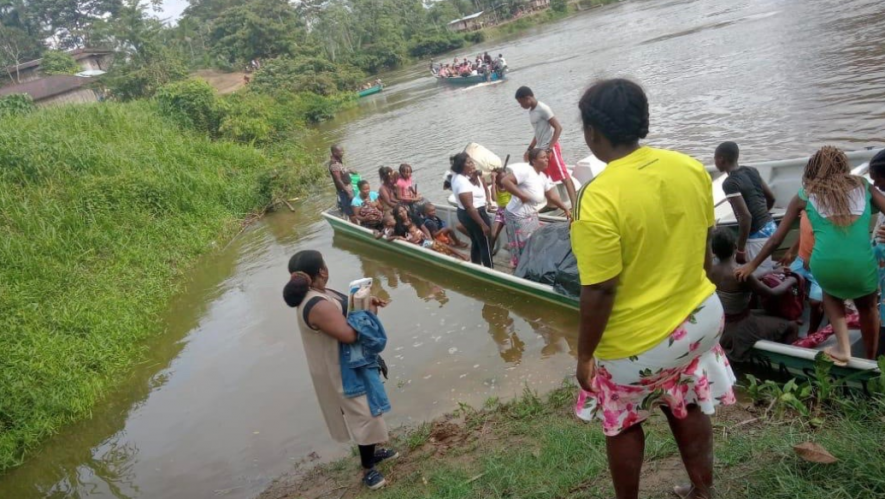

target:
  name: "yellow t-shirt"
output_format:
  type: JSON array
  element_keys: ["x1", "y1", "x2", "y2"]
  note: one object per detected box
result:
[
  {"x1": 570, "y1": 146, "x2": 716, "y2": 360},
  {"x1": 496, "y1": 188, "x2": 512, "y2": 208}
]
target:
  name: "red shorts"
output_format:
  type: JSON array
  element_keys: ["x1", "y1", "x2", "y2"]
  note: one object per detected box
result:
[{"x1": 544, "y1": 142, "x2": 568, "y2": 182}]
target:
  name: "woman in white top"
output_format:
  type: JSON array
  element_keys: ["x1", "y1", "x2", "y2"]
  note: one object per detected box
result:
[
  {"x1": 500, "y1": 148, "x2": 572, "y2": 267},
  {"x1": 451, "y1": 152, "x2": 493, "y2": 267}
]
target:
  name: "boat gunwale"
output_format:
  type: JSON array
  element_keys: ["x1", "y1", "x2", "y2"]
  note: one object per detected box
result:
[{"x1": 322, "y1": 209, "x2": 578, "y2": 310}]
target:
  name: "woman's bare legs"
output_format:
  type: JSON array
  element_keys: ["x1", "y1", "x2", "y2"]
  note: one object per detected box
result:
[
  {"x1": 606, "y1": 423, "x2": 645, "y2": 499},
  {"x1": 853, "y1": 292, "x2": 880, "y2": 359},
  {"x1": 822, "y1": 293, "x2": 850, "y2": 364},
  {"x1": 663, "y1": 405, "x2": 714, "y2": 499}
]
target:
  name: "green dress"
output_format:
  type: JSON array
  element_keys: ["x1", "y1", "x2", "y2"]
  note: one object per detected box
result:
[{"x1": 799, "y1": 181, "x2": 877, "y2": 300}]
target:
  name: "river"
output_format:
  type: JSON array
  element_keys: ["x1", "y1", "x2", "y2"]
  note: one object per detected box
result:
[{"x1": 2, "y1": 0, "x2": 883, "y2": 497}]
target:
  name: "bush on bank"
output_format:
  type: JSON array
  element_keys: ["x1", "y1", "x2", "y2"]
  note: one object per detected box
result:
[{"x1": 0, "y1": 100, "x2": 323, "y2": 472}]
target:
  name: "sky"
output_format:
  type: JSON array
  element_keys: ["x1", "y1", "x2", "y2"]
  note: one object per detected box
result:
[{"x1": 158, "y1": 0, "x2": 189, "y2": 22}]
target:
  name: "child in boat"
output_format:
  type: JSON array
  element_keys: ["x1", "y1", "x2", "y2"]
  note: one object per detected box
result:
[
  {"x1": 709, "y1": 228, "x2": 799, "y2": 362},
  {"x1": 867, "y1": 149, "x2": 885, "y2": 357},
  {"x1": 419, "y1": 202, "x2": 468, "y2": 248},
  {"x1": 374, "y1": 213, "x2": 397, "y2": 241},
  {"x1": 392, "y1": 205, "x2": 467, "y2": 261},
  {"x1": 378, "y1": 166, "x2": 400, "y2": 212},
  {"x1": 352, "y1": 180, "x2": 384, "y2": 230},
  {"x1": 396, "y1": 164, "x2": 423, "y2": 210},
  {"x1": 489, "y1": 167, "x2": 511, "y2": 250},
  {"x1": 736, "y1": 146, "x2": 885, "y2": 363}
]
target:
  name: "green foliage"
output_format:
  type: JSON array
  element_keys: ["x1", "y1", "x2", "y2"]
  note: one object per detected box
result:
[
  {"x1": 156, "y1": 78, "x2": 225, "y2": 135},
  {"x1": 463, "y1": 31, "x2": 486, "y2": 44},
  {"x1": 40, "y1": 50, "x2": 80, "y2": 74},
  {"x1": 249, "y1": 56, "x2": 365, "y2": 95},
  {"x1": 105, "y1": 52, "x2": 189, "y2": 100},
  {"x1": 293, "y1": 92, "x2": 342, "y2": 123},
  {"x1": 349, "y1": 42, "x2": 407, "y2": 74},
  {"x1": 744, "y1": 353, "x2": 885, "y2": 420},
  {"x1": 208, "y1": 0, "x2": 304, "y2": 65},
  {"x1": 0, "y1": 101, "x2": 325, "y2": 472},
  {"x1": 550, "y1": 0, "x2": 568, "y2": 13},
  {"x1": 97, "y1": 3, "x2": 190, "y2": 100},
  {"x1": 0, "y1": 94, "x2": 35, "y2": 117},
  {"x1": 0, "y1": 25, "x2": 46, "y2": 81},
  {"x1": 408, "y1": 33, "x2": 465, "y2": 58}
]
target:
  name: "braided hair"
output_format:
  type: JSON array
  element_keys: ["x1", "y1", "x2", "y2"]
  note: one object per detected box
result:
[
  {"x1": 802, "y1": 146, "x2": 864, "y2": 227},
  {"x1": 578, "y1": 79, "x2": 649, "y2": 147}
]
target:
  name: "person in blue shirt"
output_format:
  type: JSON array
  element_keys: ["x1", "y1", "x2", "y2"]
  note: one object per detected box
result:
[{"x1": 352, "y1": 180, "x2": 383, "y2": 229}]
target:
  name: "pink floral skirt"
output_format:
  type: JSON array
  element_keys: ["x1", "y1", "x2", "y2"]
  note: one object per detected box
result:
[{"x1": 575, "y1": 293, "x2": 736, "y2": 436}]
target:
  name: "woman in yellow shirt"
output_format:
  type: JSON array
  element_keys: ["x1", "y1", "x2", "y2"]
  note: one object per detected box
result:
[{"x1": 571, "y1": 79, "x2": 735, "y2": 499}]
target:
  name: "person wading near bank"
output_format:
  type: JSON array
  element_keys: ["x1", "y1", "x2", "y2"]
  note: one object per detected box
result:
[
  {"x1": 329, "y1": 145, "x2": 356, "y2": 223},
  {"x1": 283, "y1": 250, "x2": 398, "y2": 490},
  {"x1": 572, "y1": 79, "x2": 736, "y2": 499},
  {"x1": 715, "y1": 141, "x2": 776, "y2": 272},
  {"x1": 515, "y1": 86, "x2": 577, "y2": 208}
]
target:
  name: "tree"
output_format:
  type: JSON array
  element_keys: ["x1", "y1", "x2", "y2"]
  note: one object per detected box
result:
[
  {"x1": 94, "y1": 0, "x2": 189, "y2": 99},
  {"x1": 207, "y1": 0, "x2": 304, "y2": 65},
  {"x1": 41, "y1": 50, "x2": 80, "y2": 74},
  {"x1": 0, "y1": 24, "x2": 43, "y2": 83}
]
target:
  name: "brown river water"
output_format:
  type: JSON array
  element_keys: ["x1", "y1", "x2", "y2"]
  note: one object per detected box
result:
[{"x1": 2, "y1": 0, "x2": 883, "y2": 497}]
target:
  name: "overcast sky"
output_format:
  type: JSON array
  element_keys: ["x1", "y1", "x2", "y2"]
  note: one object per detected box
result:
[{"x1": 158, "y1": 0, "x2": 188, "y2": 22}]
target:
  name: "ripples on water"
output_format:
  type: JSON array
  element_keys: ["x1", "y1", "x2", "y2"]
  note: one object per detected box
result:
[
  {"x1": 2, "y1": 0, "x2": 884, "y2": 498},
  {"x1": 318, "y1": 0, "x2": 885, "y2": 201}
]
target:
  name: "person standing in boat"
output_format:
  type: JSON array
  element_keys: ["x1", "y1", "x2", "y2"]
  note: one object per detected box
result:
[
  {"x1": 708, "y1": 228, "x2": 799, "y2": 362},
  {"x1": 714, "y1": 142, "x2": 777, "y2": 272},
  {"x1": 736, "y1": 146, "x2": 885, "y2": 363},
  {"x1": 328, "y1": 145, "x2": 356, "y2": 223},
  {"x1": 515, "y1": 86, "x2": 577, "y2": 208},
  {"x1": 451, "y1": 152, "x2": 494, "y2": 268},
  {"x1": 500, "y1": 148, "x2": 572, "y2": 267},
  {"x1": 283, "y1": 250, "x2": 398, "y2": 490},
  {"x1": 572, "y1": 78, "x2": 736, "y2": 499}
]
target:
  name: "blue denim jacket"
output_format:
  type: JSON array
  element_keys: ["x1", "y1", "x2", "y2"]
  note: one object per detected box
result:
[{"x1": 340, "y1": 311, "x2": 390, "y2": 416}]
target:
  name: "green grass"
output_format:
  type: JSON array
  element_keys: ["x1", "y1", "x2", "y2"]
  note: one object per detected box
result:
[
  {"x1": 0, "y1": 101, "x2": 324, "y2": 472},
  {"x1": 288, "y1": 384, "x2": 885, "y2": 499}
]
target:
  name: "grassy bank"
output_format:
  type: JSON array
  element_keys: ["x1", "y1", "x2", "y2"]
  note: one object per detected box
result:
[
  {"x1": 0, "y1": 101, "x2": 325, "y2": 472},
  {"x1": 266, "y1": 380, "x2": 885, "y2": 499}
]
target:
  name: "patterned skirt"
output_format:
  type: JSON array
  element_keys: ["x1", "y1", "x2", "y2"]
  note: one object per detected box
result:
[
  {"x1": 575, "y1": 293, "x2": 736, "y2": 436},
  {"x1": 504, "y1": 209, "x2": 541, "y2": 267}
]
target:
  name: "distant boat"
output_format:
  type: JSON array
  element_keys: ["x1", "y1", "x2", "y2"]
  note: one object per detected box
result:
[
  {"x1": 358, "y1": 85, "x2": 383, "y2": 97},
  {"x1": 435, "y1": 70, "x2": 506, "y2": 86}
]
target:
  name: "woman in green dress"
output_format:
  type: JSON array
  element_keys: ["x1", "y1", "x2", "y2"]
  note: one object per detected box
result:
[{"x1": 736, "y1": 146, "x2": 885, "y2": 363}]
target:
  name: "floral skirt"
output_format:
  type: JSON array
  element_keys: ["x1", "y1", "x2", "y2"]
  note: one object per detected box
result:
[
  {"x1": 504, "y1": 209, "x2": 541, "y2": 267},
  {"x1": 575, "y1": 293, "x2": 736, "y2": 436}
]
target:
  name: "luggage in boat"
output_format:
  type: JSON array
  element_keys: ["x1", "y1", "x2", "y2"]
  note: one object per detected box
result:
[
  {"x1": 464, "y1": 143, "x2": 502, "y2": 178},
  {"x1": 514, "y1": 223, "x2": 580, "y2": 299}
]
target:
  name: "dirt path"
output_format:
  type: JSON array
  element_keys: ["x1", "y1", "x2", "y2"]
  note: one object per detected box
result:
[
  {"x1": 192, "y1": 69, "x2": 247, "y2": 95},
  {"x1": 258, "y1": 387, "x2": 768, "y2": 499}
]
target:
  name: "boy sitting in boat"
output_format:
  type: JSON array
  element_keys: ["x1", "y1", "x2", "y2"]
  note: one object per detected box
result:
[
  {"x1": 392, "y1": 205, "x2": 467, "y2": 261},
  {"x1": 374, "y1": 214, "x2": 397, "y2": 241},
  {"x1": 419, "y1": 202, "x2": 467, "y2": 249}
]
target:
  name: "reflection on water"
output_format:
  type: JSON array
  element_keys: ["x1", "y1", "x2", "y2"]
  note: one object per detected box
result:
[
  {"x1": 482, "y1": 304, "x2": 526, "y2": 364},
  {"x1": 3, "y1": 0, "x2": 885, "y2": 497}
]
